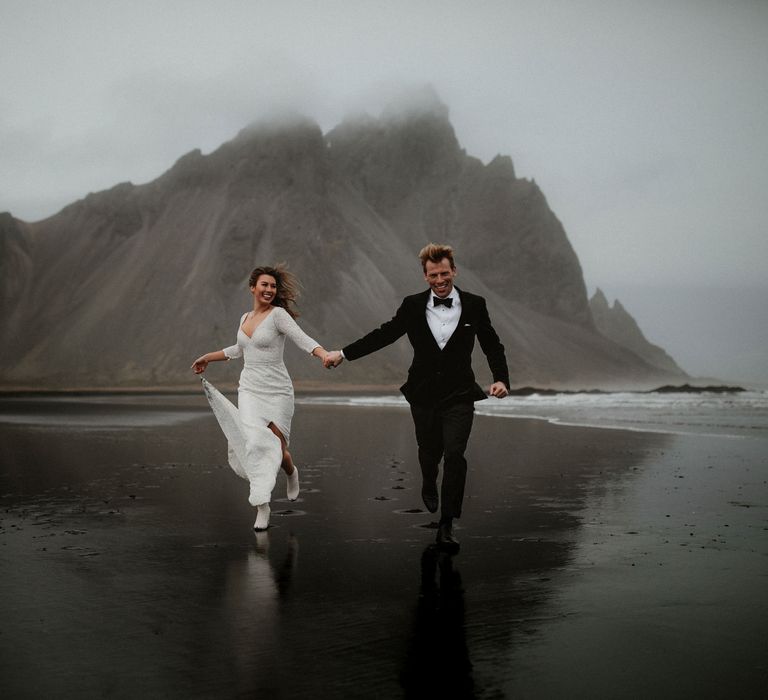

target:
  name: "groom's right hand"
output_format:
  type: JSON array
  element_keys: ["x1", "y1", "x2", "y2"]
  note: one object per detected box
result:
[{"x1": 323, "y1": 350, "x2": 344, "y2": 369}]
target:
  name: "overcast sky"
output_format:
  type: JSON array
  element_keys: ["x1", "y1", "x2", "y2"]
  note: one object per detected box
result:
[{"x1": 2, "y1": 0, "x2": 767, "y2": 382}]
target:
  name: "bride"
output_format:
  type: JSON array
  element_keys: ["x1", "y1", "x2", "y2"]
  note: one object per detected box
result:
[{"x1": 191, "y1": 265, "x2": 330, "y2": 530}]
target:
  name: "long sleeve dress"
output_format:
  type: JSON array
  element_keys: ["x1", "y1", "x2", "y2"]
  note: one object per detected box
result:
[{"x1": 201, "y1": 307, "x2": 319, "y2": 506}]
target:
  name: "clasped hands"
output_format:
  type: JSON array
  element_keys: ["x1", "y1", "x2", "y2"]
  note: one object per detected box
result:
[{"x1": 323, "y1": 350, "x2": 344, "y2": 369}]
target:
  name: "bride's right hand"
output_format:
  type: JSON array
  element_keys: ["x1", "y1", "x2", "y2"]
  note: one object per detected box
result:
[{"x1": 191, "y1": 356, "x2": 208, "y2": 374}]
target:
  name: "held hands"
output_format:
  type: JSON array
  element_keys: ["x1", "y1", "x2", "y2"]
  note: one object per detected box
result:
[
  {"x1": 488, "y1": 381, "x2": 508, "y2": 399},
  {"x1": 323, "y1": 350, "x2": 344, "y2": 369}
]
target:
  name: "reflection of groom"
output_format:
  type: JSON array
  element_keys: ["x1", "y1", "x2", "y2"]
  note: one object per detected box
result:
[
  {"x1": 325, "y1": 243, "x2": 509, "y2": 551},
  {"x1": 400, "y1": 547, "x2": 473, "y2": 696}
]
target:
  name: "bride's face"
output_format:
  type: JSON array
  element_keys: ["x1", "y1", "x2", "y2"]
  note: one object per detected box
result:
[{"x1": 251, "y1": 274, "x2": 278, "y2": 305}]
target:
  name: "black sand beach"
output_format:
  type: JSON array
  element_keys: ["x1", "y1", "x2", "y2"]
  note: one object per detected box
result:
[{"x1": 1, "y1": 395, "x2": 766, "y2": 698}]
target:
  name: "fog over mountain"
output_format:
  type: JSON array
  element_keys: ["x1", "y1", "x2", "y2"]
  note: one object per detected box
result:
[{"x1": 0, "y1": 96, "x2": 686, "y2": 391}]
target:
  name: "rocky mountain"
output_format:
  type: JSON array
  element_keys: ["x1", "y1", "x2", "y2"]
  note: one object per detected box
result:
[
  {"x1": 0, "y1": 94, "x2": 686, "y2": 391},
  {"x1": 589, "y1": 288, "x2": 685, "y2": 375}
]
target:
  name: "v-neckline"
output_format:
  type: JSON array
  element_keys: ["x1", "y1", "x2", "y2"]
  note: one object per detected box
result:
[{"x1": 240, "y1": 308, "x2": 274, "y2": 339}]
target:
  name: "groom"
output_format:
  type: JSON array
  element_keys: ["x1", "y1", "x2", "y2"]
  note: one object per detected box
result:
[{"x1": 324, "y1": 243, "x2": 509, "y2": 551}]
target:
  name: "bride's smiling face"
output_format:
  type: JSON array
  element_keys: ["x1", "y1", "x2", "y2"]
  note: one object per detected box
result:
[{"x1": 251, "y1": 274, "x2": 278, "y2": 305}]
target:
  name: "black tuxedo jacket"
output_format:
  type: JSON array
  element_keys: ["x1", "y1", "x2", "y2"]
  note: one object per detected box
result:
[{"x1": 343, "y1": 288, "x2": 510, "y2": 406}]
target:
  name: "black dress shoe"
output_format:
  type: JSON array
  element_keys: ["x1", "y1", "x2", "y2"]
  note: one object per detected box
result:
[
  {"x1": 421, "y1": 482, "x2": 439, "y2": 513},
  {"x1": 436, "y1": 521, "x2": 460, "y2": 552}
]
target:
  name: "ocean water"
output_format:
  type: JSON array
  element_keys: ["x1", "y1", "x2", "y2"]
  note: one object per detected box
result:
[{"x1": 299, "y1": 390, "x2": 768, "y2": 440}]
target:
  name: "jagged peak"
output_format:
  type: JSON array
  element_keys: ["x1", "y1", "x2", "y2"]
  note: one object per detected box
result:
[
  {"x1": 487, "y1": 154, "x2": 516, "y2": 178},
  {"x1": 163, "y1": 148, "x2": 207, "y2": 183},
  {"x1": 234, "y1": 112, "x2": 321, "y2": 141},
  {"x1": 326, "y1": 111, "x2": 382, "y2": 144},
  {"x1": 327, "y1": 89, "x2": 460, "y2": 171},
  {"x1": 331, "y1": 88, "x2": 453, "y2": 140},
  {"x1": 173, "y1": 148, "x2": 203, "y2": 167},
  {"x1": 335, "y1": 110, "x2": 378, "y2": 128},
  {"x1": 0, "y1": 212, "x2": 24, "y2": 236},
  {"x1": 591, "y1": 287, "x2": 609, "y2": 307},
  {"x1": 83, "y1": 181, "x2": 135, "y2": 201},
  {"x1": 379, "y1": 84, "x2": 450, "y2": 123}
]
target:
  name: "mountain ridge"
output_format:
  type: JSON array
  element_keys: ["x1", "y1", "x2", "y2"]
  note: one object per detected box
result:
[{"x1": 0, "y1": 98, "x2": 686, "y2": 390}]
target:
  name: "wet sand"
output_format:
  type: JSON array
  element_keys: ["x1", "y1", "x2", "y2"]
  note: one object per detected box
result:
[{"x1": 1, "y1": 396, "x2": 766, "y2": 698}]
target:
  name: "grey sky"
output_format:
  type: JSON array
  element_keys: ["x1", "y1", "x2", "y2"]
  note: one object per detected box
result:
[{"x1": 2, "y1": 0, "x2": 767, "y2": 383}]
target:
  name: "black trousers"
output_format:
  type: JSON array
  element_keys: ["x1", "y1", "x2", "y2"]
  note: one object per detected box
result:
[{"x1": 410, "y1": 401, "x2": 475, "y2": 520}]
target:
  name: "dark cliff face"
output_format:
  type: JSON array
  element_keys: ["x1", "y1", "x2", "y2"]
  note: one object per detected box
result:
[
  {"x1": 0, "y1": 213, "x2": 33, "y2": 338},
  {"x1": 327, "y1": 110, "x2": 594, "y2": 328},
  {"x1": 0, "y1": 101, "x2": 684, "y2": 390},
  {"x1": 589, "y1": 289, "x2": 686, "y2": 376}
]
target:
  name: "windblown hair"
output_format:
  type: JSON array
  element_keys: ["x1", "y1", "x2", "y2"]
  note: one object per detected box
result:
[
  {"x1": 248, "y1": 264, "x2": 301, "y2": 319},
  {"x1": 418, "y1": 243, "x2": 456, "y2": 271}
]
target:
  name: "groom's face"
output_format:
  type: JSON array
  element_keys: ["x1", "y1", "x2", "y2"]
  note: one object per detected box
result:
[{"x1": 424, "y1": 258, "x2": 456, "y2": 298}]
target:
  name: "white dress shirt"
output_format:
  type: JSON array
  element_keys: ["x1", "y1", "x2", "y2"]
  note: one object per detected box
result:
[{"x1": 426, "y1": 288, "x2": 461, "y2": 350}]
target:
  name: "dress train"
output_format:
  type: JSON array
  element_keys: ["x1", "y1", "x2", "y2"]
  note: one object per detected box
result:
[{"x1": 201, "y1": 377, "x2": 283, "y2": 506}]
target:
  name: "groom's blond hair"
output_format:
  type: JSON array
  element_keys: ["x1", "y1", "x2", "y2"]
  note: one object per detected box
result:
[{"x1": 418, "y1": 243, "x2": 455, "y2": 271}]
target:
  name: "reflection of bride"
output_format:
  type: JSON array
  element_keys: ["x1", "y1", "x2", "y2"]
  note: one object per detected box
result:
[
  {"x1": 191, "y1": 265, "x2": 330, "y2": 530},
  {"x1": 221, "y1": 532, "x2": 299, "y2": 682}
]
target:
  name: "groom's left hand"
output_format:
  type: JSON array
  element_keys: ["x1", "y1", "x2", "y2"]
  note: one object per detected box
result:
[{"x1": 488, "y1": 381, "x2": 508, "y2": 398}]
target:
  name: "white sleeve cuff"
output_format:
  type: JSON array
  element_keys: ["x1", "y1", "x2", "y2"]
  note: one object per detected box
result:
[{"x1": 222, "y1": 344, "x2": 242, "y2": 360}]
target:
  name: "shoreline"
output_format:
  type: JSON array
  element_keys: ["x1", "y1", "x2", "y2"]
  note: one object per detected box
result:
[
  {"x1": 3, "y1": 387, "x2": 765, "y2": 442},
  {"x1": 0, "y1": 381, "x2": 751, "y2": 397}
]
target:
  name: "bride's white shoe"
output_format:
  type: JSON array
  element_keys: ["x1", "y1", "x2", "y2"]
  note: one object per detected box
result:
[
  {"x1": 287, "y1": 467, "x2": 300, "y2": 501},
  {"x1": 254, "y1": 503, "x2": 271, "y2": 531}
]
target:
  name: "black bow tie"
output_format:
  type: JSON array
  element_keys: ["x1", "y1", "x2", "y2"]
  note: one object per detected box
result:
[{"x1": 433, "y1": 296, "x2": 453, "y2": 308}]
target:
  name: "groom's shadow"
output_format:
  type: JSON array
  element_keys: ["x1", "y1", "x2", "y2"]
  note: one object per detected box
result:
[{"x1": 400, "y1": 545, "x2": 474, "y2": 698}]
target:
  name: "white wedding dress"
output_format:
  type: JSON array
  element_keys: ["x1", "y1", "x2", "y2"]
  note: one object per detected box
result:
[{"x1": 202, "y1": 307, "x2": 318, "y2": 506}]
